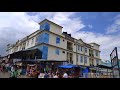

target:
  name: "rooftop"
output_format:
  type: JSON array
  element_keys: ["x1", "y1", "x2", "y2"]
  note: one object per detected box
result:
[
  {"x1": 39, "y1": 19, "x2": 63, "y2": 28},
  {"x1": 89, "y1": 43, "x2": 100, "y2": 46}
]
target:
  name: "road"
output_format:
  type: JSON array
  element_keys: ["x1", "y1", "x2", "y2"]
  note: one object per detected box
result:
[{"x1": 0, "y1": 71, "x2": 31, "y2": 78}]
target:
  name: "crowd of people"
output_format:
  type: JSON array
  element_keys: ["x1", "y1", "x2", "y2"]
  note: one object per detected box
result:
[
  {"x1": 0, "y1": 61, "x2": 80, "y2": 78},
  {"x1": 0, "y1": 62, "x2": 22, "y2": 78},
  {"x1": 38, "y1": 70, "x2": 69, "y2": 78}
]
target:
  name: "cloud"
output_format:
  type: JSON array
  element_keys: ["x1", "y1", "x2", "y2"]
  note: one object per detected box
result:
[
  {"x1": 88, "y1": 24, "x2": 93, "y2": 29},
  {"x1": 1, "y1": 12, "x2": 119, "y2": 62},
  {"x1": 0, "y1": 12, "x2": 39, "y2": 56},
  {"x1": 106, "y1": 14, "x2": 120, "y2": 34},
  {"x1": 0, "y1": 12, "x2": 85, "y2": 56}
]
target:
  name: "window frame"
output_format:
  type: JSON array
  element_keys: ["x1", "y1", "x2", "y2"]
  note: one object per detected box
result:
[
  {"x1": 56, "y1": 49, "x2": 60, "y2": 55},
  {"x1": 85, "y1": 47, "x2": 87, "y2": 53},
  {"x1": 80, "y1": 55, "x2": 83, "y2": 63},
  {"x1": 96, "y1": 51, "x2": 98, "y2": 56},
  {"x1": 56, "y1": 37, "x2": 60, "y2": 44},
  {"x1": 84, "y1": 56, "x2": 87, "y2": 64}
]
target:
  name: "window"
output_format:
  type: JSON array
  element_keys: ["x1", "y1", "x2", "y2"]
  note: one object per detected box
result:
[
  {"x1": 85, "y1": 48, "x2": 87, "y2": 53},
  {"x1": 27, "y1": 41, "x2": 29, "y2": 46},
  {"x1": 80, "y1": 56, "x2": 83, "y2": 63},
  {"x1": 56, "y1": 49, "x2": 59, "y2": 55},
  {"x1": 31, "y1": 38, "x2": 34, "y2": 45},
  {"x1": 81, "y1": 46, "x2": 82, "y2": 51},
  {"x1": 63, "y1": 39, "x2": 64, "y2": 42},
  {"x1": 96, "y1": 60, "x2": 99, "y2": 65},
  {"x1": 40, "y1": 22, "x2": 50, "y2": 31},
  {"x1": 78, "y1": 45, "x2": 80, "y2": 50},
  {"x1": 84, "y1": 56, "x2": 87, "y2": 63},
  {"x1": 96, "y1": 51, "x2": 98, "y2": 56},
  {"x1": 56, "y1": 37, "x2": 60, "y2": 44}
]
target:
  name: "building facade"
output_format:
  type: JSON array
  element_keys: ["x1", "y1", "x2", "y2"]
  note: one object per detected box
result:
[{"x1": 6, "y1": 19, "x2": 101, "y2": 66}]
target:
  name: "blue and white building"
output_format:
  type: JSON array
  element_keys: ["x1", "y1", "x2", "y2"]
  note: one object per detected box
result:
[{"x1": 6, "y1": 19, "x2": 101, "y2": 66}]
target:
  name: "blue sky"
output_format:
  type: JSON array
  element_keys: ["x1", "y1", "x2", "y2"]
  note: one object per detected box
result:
[{"x1": 0, "y1": 12, "x2": 120, "y2": 61}]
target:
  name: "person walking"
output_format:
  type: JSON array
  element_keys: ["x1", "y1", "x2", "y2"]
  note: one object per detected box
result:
[{"x1": 10, "y1": 66, "x2": 18, "y2": 78}]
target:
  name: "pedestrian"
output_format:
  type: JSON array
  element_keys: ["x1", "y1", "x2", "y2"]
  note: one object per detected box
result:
[
  {"x1": 53, "y1": 73, "x2": 59, "y2": 78},
  {"x1": 10, "y1": 66, "x2": 18, "y2": 78},
  {"x1": 63, "y1": 72, "x2": 68, "y2": 78},
  {"x1": 44, "y1": 72, "x2": 49, "y2": 78}
]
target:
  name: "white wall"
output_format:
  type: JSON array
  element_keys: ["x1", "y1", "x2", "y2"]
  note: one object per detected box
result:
[
  {"x1": 47, "y1": 46, "x2": 67, "y2": 61},
  {"x1": 49, "y1": 33, "x2": 67, "y2": 49},
  {"x1": 73, "y1": 53, "x2": 76, "y2": 65},
  {"x1": 25, "y1": 36, "x2": 37, "y2": 49}
]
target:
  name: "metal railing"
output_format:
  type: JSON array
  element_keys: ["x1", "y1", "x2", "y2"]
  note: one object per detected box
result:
[{"x1": 83, "y1": 73, "x2": 113, "y2": 78}]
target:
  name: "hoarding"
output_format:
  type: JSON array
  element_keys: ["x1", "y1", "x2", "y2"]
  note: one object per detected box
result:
[{"x1": 110, "y1": 47, "x2": 120, "y2": 78}]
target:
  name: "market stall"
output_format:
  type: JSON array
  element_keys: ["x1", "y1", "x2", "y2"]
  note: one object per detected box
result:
[
  {"x1": 26, "y1": 64, "x2": 39, "y2": 77},
  {"x1": 58, "y1": 64, "x2": 80, "y2": 78}
]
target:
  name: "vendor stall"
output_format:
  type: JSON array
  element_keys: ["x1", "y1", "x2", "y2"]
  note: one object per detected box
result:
[
  {"x1": 26, "y1": 64, "x2": 39, "y2": 77},
  {"x1": 58, "y1": 64, "x2": 80, "y2": 78}
]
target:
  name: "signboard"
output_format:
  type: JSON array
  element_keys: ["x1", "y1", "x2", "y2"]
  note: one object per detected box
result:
[
  {"x1": 110, "y1": 47, "x2": 120, "y2": 78},
  {"x1": 110, "y1": 47, "x2": 118, "y2": 67}
]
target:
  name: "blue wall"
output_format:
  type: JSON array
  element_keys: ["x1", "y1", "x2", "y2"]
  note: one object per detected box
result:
[
  {"x1": 38, "y1": 45, "x2": 48, "y2": 59},
  {"x1": 37, "y1": 33, "x2": 49, "y2": 44}
]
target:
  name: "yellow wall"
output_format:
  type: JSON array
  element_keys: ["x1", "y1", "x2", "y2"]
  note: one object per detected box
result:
[
  {"x1": 49, "y1": 33, "x2": 67, "y2": 50},
  {"x1": 47, "y1": 46, "x2": 67, "y2": 61}
]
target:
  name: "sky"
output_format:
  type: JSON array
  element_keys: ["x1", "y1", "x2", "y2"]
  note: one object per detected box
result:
[{"x1": 0, "y1": 12, "x2": 120, "y2": 61}]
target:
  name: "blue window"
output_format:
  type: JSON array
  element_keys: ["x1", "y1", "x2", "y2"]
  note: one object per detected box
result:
[
  {"x1": 40, "y1": 22, "x2": 50, "y2": 31},
  {"x1": 56, "y1": 49, "x2": 59, "y2": 55},
  {"x1": 80, "y1": 56, "x2": 83, "y2": 63},
  {"x1": 56, "y1": 37, "x2": 60, "y2": 44},
  {"x1": 84, "y1": 56, "x2": 87, "y2": 63},
  {"x1": 37, "y1": 33, "x2": 49, "y2": 44},
  {"x1": 39, "y1": 46, "x2": 48, "y2": 59},
  {"x1": 85, "y1": 48, "x2": 87, "y2": 53}
]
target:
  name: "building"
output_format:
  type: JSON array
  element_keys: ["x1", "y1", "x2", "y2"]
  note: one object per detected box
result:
[{"x1": 6, "y1": 19, "x2": 101, "y2": 66}]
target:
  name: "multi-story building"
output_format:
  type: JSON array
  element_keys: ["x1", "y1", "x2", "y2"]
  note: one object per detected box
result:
[{"x1": 6, "y1": 19, "x2": 101, "y2": 66}]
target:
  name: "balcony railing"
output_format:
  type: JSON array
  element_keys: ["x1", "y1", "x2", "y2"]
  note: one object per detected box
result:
[{"x1": 67, "y1": 46, "x2": 73, "y2": 51}]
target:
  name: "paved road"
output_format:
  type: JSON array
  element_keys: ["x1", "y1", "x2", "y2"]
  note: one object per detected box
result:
[
  {"x1": 0, "y1": 71, "x2": 31, "y2": 78},
  {"x1": 0, "y1": 71, "x2": 10, "y2": 78}
]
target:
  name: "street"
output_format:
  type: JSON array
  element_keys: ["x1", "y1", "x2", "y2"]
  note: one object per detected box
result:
[
  {"x1": 0, "y1": 71, "x2": 10, "y2": 78},
  {"x1": 0, "y1": 71, "x2": 31, "y2": 78}
]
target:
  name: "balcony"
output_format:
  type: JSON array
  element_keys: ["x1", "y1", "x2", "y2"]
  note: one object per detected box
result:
[{"x1": 67, "y1": 46, "x2": 73, "y2": 51}]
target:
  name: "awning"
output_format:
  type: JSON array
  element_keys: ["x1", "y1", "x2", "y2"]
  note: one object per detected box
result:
[
  {"x1": 58, "y1": 64, "x2": 78, "y2": 69},
  {"x1": 9, "y1": 48, "x2": 42, "y2": 59}
]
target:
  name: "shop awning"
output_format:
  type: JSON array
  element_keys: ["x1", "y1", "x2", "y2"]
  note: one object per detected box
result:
[
  {"x1": 58, "y1": 64, "x2": 78, "y2": 68},
  {"x1": 9, "y1": 48, "x2": 42, "y2": 59}
]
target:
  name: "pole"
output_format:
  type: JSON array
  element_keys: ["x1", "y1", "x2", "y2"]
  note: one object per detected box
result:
[{"x1": 110, "y1": 50, "x2": 114, "y2": 78}]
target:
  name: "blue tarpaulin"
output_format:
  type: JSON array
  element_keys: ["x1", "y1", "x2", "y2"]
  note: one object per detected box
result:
[
  {"x1": 83, "y1": 67, "x2": 89, "y2": 73},
  {"x1": 58, "y1": 64, "x2": 78, "y2": 68}
]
